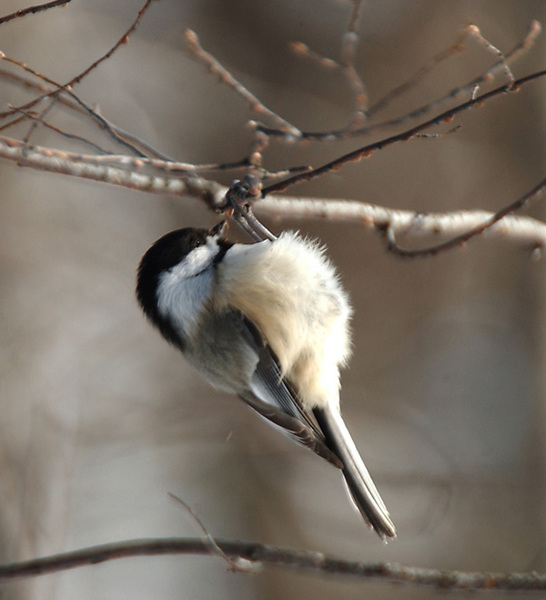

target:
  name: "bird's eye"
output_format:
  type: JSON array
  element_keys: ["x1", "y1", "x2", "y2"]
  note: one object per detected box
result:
[{"x1": 189, "y1": 232, "x2": 202, "y2": 247}]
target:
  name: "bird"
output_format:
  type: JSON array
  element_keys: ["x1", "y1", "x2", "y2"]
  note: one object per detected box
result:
[{"x1": 136, "y1": 221, "x2": 395, "y2": 539}]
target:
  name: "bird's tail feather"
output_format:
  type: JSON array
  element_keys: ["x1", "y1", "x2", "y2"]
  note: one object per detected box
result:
[{"x1": 314, "y1": 404, "x2": 396, "y2": 540}]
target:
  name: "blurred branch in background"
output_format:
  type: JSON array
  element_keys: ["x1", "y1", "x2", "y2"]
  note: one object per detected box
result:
[
  {"x1": 0, "y1": 0, "x2": 72, "y2": 26},
  {"x1": 1, "y1": 537, "x2": 546, "y2": 592}
]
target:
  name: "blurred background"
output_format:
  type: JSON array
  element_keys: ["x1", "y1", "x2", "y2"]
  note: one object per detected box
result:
[{"x1": 0, "y1": 0, "x2": 545, "y2": 598}]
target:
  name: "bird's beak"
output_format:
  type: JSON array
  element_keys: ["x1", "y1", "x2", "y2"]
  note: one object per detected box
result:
[{"x1": 209, "y1": 220, "x2": 228, "y2": 238}]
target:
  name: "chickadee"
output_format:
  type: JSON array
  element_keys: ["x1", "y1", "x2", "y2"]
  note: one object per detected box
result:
[{"x1": 136, "y1": 222, "x2": 395, "y2": 539}]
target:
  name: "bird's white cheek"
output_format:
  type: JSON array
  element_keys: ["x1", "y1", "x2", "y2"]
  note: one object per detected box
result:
[
  {"x1": 175, "y1": 240, "x2": 219, "y2": 278},
  {"x1": 156, "y1": 268, "x2": 214, "y2": 341}
]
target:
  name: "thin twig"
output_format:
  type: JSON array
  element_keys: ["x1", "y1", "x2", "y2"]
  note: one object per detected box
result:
[
  {"x1": 289, "y1": 42, "x2": 338, "y2": 70},
  {"x1": 21, "y1": 95, "x2": 57, "y2": 146},
  {"x1": 384, "y1": 178, "x2": 546, "y2": 257},
  {"x1": 0, "y1": 65, "x2": 176, "y2": 159},
  {"x1": 184, "y1": 29, "x2": 302, "y2": 140},
  {"x1": 366, "y1": 28, "x2": 468, "y2": 118},
  {"x1": 256, "y1": 21, "x2": 542, "y2": 141},
  {"x1": 96, "y1": 115, "x2": 175, "y2": 161},
  {"x1": 0, "y1": 50, "x2": 153, "y2": 157},
  {"x1": 8, "y1": 106, "x2": 110, "y2": 153},
  {"x1": 0, "y1": 68, "x2": 90, "y2": 132},
  {"x1": 367, "y1": 18, "x2": 539, "y2": 122},
  {"x1": 290, "y1": 24, "x2": 463, "y2": 125},
  {"x1": 167, "y1": 494, "x2": 252, "y2": 572},
  {"x1": 0, "y1": 131, "x2": 260, "y2": 176},
  {"x1": 262, "y1": 70, "x2": 546, "y2": 195},
  {"x1": 465, "y1": 23, "x2": 514, "y2": 90},
  {"x1": 0, "y1": 0, "x2": 155, "y2": 119},
  {"x1": 290, "y1": 0, "x2": 368, "y2": 128},
  {"x1": 341, "y1": 0, "x2": 368, "y2": 127},
  {"x1": 0, "y1": 537, "x2": 545, "y2": 591},
  {"x1": 0, "y1": 0, "x2": 71, "y2": 25}
]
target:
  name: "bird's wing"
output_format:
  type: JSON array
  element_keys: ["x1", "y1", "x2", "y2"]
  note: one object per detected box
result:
[
  {"x1": 234, "y1": 310, "x2": 395, "y2": 539},
  {"x1": 235, "y1": 313, "x2": 343, "y2": 468}
]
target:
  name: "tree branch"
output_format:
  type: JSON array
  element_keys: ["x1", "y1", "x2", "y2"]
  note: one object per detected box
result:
[
  {"x1": 1, "y1": 136, "x2": 544, "y2": 251},
  {"x1": 255, "y1": 188, "x2": 546, "y2": 254},
  {"x1": 0, "y1": 136, "x2": 224, "y2": 204},
  {"x1": 0, "y1": 537, "x2": 544, "y2": 591}
]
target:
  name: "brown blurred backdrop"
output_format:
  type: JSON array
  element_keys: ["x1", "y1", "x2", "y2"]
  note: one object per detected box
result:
[{"x1": 0, "y1": 1, "x2": 545, "y2": 598}]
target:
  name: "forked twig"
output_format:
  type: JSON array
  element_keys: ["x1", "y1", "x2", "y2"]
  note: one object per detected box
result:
[
  {"x1": 257, "y1": 20, "x2": 542, "y2": 141},
  {"x1": 291, "y1": 0, "x2": 369, "y2": 128},
  {"x1": 383, "y1": 178, "x2": 546, "y2": 257},
  {"x1": 262, "y1": 70, "x2": 546, "y2": 195},
  {"x1": 0, "y1": 0, "x2": 155, "y2": 120},
  {"x1": 167, "y1": 494, "x2": 253, "y2": 572},
  {"x1": 0, "y1": 50, "x2": 154, "y2": 157}
]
